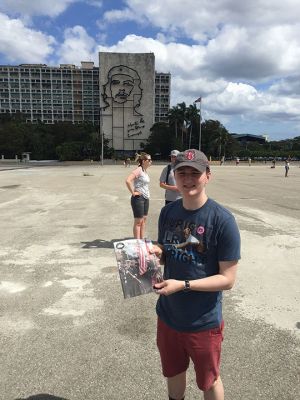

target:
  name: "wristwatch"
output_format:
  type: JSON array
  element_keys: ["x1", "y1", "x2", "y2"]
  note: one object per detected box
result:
[{"x1": 183, "y1": 280, "x2": 191, "y2": 292}]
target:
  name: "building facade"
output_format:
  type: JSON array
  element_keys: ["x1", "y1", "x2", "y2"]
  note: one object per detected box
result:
[
  {"x1": 99, "y1": 52, "x2": 155, "y2": 152},
  {"x1": 155, "y1": 72, "x2": 171, "y2": 123},
  {"x1": 0, "y1": 58, "x2": 171, "y2": 151},
  {"x1": 0, "y1": 62, "x2": 100, "y2": 125}
]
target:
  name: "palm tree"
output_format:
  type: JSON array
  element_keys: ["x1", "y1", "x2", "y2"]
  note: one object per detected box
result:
[
  {"x1": 177, "y1": 102, "x2": 188, "y2": 146},
  {"x1": 213, "y1": 125, "x2": 230, "y2": 160},
  {"x1": 168, "y1": 106, "x2": 181, "y2": 139},
  {"x1": 185, "y1": 104, "x2": 199, "y2": 148}
]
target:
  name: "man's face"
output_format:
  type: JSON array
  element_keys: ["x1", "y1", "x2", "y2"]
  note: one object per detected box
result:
[
  {"x1": 110, "y1": 73, "x2": 134, "y2": 103},
  {"x1": 175, "y1": 166, "x2": 210, "y2": 197},
  {"x1": 170, "y1": 155, "x2": 177, "y2": 164}
]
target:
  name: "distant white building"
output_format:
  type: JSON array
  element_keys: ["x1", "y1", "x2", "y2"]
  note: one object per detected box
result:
[{"x1": 155, "y1": 72, "x2": 171, "y2": 123}]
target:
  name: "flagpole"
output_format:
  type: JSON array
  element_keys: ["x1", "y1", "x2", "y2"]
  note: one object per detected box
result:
[
  {"x1": 194, "y1": 97, "x2": 202, "y2": 151},
  {"x1": 199, "y1": 100, "x2": 202, "y2": 151}
]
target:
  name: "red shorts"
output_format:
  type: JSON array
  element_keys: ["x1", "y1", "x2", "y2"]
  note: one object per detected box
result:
[{"x1": 157, "y1": 318, "x2": 224, "y2": 391}]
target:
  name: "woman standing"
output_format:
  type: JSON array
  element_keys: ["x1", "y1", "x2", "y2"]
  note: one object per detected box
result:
[{"x1": 125, "y1": 152, "x2": 152, "y2": 239}]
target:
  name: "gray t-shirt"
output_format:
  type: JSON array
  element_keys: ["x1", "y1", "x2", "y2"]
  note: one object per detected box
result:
[
  {"x1": 160, "y1": 164, "x2": 181, "y2": 202},
  {"x1": 132, "y1": 166, "x2": 150, "y2": 199}
]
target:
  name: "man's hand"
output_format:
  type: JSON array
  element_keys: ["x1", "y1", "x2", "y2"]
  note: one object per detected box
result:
[{"x1": 153, "y1": 279, "x2": 183, "y2": 296}]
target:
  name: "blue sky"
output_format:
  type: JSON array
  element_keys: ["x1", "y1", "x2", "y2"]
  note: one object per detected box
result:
[{"x1": 1, "y1": 0, "x2": 300, "y2": 141}]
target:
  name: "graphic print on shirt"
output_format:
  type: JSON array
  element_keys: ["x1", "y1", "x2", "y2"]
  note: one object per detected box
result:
[{"x1": 162, "y1": 217, "x2": 212, "y2": 268}]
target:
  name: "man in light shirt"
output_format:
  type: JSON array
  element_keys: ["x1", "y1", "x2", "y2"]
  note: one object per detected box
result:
[{"x1": 159, "y1": 150, "x2": 182, "y2": 205}]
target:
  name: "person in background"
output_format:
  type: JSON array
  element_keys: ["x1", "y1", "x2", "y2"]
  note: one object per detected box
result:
[
  {"x1": 159, "y1": 150, "x2": 181, "y2": 205},
  {"x1": 152, "y1": 149, "x2": 241, "y2": 400},
  {"x1": 284, "y1": 159, "x2": 290, "y2": 177},
  {"x1": 125, "y1": 152, "x2": 152, "y2": 239}
]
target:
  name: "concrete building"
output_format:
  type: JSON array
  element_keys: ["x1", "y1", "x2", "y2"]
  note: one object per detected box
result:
[
  {"x1": 0, "y1": 57, "x2": 171, "y2": 151},
  {"x1": 231, "y1": 133, "x2": 268, "y2": 145},
  {"x1": 155, "y1": 72, "x2": 171, "y2": 123},
  {"x1": 0, "y1": 62, "x2": 100, "y2": 125},
  {"x1": 99, "y1": 52, "x2": 155, "y2": 152}
]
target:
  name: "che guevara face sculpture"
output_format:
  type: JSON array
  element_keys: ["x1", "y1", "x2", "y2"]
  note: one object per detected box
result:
[
  {"x1": 102, "y1": 65, "x2": 143, "y2": 114},
  {"x1": 110, "y1": 73, "x2": 134, "y2": 104}
]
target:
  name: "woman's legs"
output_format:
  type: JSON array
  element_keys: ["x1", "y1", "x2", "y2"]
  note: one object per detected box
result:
[
  {"x1": 131, "y1": 197, "x2": 149, "y2": 238},
  {"x1": 140, "y1": 216, "x2": 147, "y2": 238},
  {"x1": 133, "y1": 217, "x2": 144, "y2": 239}
]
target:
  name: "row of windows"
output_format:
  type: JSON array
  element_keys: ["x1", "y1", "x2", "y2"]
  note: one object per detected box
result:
[
  {"x1": 1, "y1": 89, "x2": 98, "y2": 96},
  {"x1": 1, "y1": 77, "x2": 98, "y2": 85},
  {"x1": 0, "y1": 68, "x2": 99, "y2": 74}
]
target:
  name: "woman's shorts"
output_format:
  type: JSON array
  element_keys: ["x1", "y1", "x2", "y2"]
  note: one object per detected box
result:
[
  {"x1": 131, "y1": 195, "x2": 149, "y2": 218},
  {"x1": 157, "y1": 318, "x2": 224, "y2": 392}
]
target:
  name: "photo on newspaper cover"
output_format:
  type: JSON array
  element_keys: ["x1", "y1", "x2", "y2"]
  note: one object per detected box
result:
[{"x1": 113, "y1": 239, "x2": 163, "y2": 299}]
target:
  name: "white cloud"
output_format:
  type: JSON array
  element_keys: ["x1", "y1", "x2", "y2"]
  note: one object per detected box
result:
[
  {"x1": 98, "y1": 34, "x2": 205, "y2": 75},
  {"x1": 122, "y1": 0, "x2": 300, "y2": 41},
  {"x1": 0, "y1": 0, "x2": 300, "y2": 138},
  {"x1": 0, "y1": 0, "x2": 77, "y2": 18},
  {"x1": 201, "y1": 24, "x2": 300, "y2": 82},
  {"x1": 57, "y1": 26, "x2": 98, "y2": 65},
  {"x1": 269, "y1": 76, "x2": 300, "y2": 97},
  {"x1": 86, "y1": 0, "x2": 103, "y2": 8},
  {"x1": 103, "y1": 7, "x2": 143, "y2": 24},
  {"x1": 0, "y1": 13, "x2": 55, "y2": 63},
  {"x1": 101, "y1": 1, "x2": 300, "y2": 84},
  {"x1": 98, "y1": 33, "x2": 300, "y2": 133}
]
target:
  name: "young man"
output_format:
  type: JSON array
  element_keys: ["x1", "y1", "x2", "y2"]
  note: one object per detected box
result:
[
  {"x1": 159, "y1": 150, "x2": 182, "y2": 205},
  {"x1": 153, "y1": 149, "x2": 241, "y2": 400}
]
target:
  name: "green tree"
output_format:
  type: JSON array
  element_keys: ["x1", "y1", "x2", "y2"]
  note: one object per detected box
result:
[
  {"x1": 143, "y1": 122, "x2": 181, "y2": 158},
  {"x1": 185, "y1": 104, "x2": 200, "y2": 148},
  {"x1": 56, "y1": 141, "x2": 86, "y2": 161},
  {"x1": 168, "y1": 105, "x2": 185, "y2": 140},
  {"x1": 0, "y1": 117, "x2": 26, "y2": 157}
]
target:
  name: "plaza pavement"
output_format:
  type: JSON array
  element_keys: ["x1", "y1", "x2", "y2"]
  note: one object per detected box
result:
[{"x1": 0, "y1": 161, "x2": 299, "y2": 400}]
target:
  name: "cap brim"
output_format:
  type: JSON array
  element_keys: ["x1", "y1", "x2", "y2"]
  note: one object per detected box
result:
[{"x1": 173, "y1": 161, "x2": 208, "y2": 173}]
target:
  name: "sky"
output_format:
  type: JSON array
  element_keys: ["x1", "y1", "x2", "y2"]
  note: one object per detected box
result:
[{"x1": 1, "y1": 0, "x2": 300, "y2": 141}]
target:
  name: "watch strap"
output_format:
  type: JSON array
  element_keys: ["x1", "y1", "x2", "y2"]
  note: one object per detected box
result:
[{"x1": 183, "y1": 280, "x2": 191, "y2": 292}]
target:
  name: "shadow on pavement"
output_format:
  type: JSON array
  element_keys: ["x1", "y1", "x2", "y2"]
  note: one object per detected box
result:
[{"x1": 14, "y1": 395, "x2": 69, "y2": 400}]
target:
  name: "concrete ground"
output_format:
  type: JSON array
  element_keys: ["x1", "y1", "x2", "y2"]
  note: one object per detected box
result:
[{"x1": 0, "y1": 162, "x2": 299, "y2": 400}]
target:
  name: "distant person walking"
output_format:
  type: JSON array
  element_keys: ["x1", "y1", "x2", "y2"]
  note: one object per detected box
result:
[
  {"x1": 125, "y1": 152, "x2": 152, "y2": 239},
  {"x1": 285, "y1": 159, "x2": 290, "y2": 177},
  {"x1": 248, "y1": 157, "x2": 252, "y2": 166},
  {"x1": 271, "y1": 159, "x2": 276, "y2": 168},
  {"x1": 236, "y1": 157, "x2": 240, "y2": 166},
  {"x1": 159, "y1": 150, "x2": 181, "y2": 205}
]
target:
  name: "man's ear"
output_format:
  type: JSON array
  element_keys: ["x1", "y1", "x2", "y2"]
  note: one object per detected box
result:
[{"x1": 205, "y1": 170, "x2": 212, "y2": 182}]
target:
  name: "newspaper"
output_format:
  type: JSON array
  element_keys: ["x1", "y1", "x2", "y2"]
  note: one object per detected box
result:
[{"x1": 113, "y1": 239, "x2": 163, "y2": 299}]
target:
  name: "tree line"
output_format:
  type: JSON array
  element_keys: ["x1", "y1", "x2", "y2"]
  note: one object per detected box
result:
[
  {"x1": 143, "y1": 102, "x2": 300, "y2": 160},
  {"x1": 0, "y1": 113, "x2": 112, "y2": 161},
  {"x1": 0, "y1": 108, "x2": 300, "y2": 161}
]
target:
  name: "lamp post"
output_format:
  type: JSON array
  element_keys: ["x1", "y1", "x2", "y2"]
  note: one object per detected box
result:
[
  {"x1": 99, "y1": 102, "x2": 104, "y2": 166},
  {"x1": 100, "y1": 108, "x2": 104, "y2": 166},
  {"x1": 198, "y1": 105, "x2": 202, "y2": 151}
]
